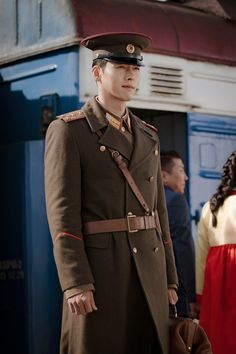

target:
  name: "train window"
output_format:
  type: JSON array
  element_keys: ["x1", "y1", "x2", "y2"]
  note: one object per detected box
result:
[{"x1": 199, "y1": 143, "x2": 217, "y2": 169}]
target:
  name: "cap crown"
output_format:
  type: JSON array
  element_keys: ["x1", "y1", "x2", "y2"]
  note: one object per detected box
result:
[{"x1": 80, "y1": 32, "x2": 151, "y2": 66}]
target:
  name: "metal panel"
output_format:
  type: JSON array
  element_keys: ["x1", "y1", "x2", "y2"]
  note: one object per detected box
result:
[
  {"x1": 79, "y1": 48, "x2": 236, "y2": 115},
  {"x1": 24, "y1": 141, "x2": 61, "y2": 354},
  {"x1": 0, "y1": 141, "x2": 61, "y2": 354},
  {"x1": 149, "y1": 65, "x2": 184, "y2": 97},
  {"x1": 74, "y1": 0, "x2": 236, "y2": 66},
  {"x1": 0, "y1": 142, "x2": 27, "y2": 354},
  {"x1": 0, "y1": 47, "x2": 79, "y2": 144},
  {"x1": 187, "y1": 113, "x2": 236, "y2": 236},
  {"x1": 1, "y1": 1, "x2": 236, "y2": 66},
  {"x1": 0, "y1": 0, "x2": 76, "y2": 65}
]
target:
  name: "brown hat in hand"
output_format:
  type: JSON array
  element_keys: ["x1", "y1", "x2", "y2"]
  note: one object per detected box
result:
[{"x1": 80, "y1": 32, "x2": 151, "y2": 67}]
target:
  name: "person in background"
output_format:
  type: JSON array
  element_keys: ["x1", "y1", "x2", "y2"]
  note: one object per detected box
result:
[
  {"x1": 45, "y1": 33, "x2": 178, "y2": 354},
  {"x1": 196, "y1": 150, "x2": 236, "y2": 354},
  {"x1": 161, "y1": 150, "x2": 197, "y2": 318}
]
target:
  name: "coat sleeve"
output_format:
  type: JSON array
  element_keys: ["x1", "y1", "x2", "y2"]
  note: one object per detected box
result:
[
  {"x1": 44, "y1": 119, "x2": 95, "y2": 292},
  {"x1": 196, "y1": 202, "x2": 210, "y2": 300},
  {"x1": 156, "y1": 147, "x2": 178, "y2": 287},
  {"x1": 167, "y1": 194, "x2": 195, "y2": 302}
]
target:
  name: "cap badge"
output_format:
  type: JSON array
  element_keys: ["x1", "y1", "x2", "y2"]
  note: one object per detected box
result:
[{"x1": 126, "y1": 44, "x2": 135, "y2": 54}]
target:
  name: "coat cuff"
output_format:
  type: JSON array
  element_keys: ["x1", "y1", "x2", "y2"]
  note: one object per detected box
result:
[
  {"x1": 65, "y1": 283, "x2": 95, "y2": 300},
  {"x1": 168, "y1": 283, "x2": 178, "y2": 290}
]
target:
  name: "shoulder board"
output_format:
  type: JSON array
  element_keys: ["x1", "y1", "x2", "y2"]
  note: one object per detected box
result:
[
  {"x1": 58, "y1": 110, "x2": 85, "y2": 123},
  {"x1": 142, "y1": 121, "x2": 158, "y2": 133}
]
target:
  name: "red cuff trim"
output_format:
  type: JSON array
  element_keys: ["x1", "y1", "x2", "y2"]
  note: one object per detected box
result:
[
  {"x1": 55, "y1": 232, "x2": 82, "y2": 242},
  {"x1": 196, "y1": 294, "x2": 202, "y2": 305}
]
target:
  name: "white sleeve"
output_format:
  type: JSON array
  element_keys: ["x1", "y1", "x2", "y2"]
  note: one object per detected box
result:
[{"x1": 196, "y1": 203, "x2": 211, "y2": 296}]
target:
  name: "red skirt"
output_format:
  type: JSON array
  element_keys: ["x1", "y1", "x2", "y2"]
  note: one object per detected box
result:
[{"x1": 200, "y1": 244, "x2": 236, "y2": 354}]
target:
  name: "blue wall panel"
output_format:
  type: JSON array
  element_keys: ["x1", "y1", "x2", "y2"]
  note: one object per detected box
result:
[
  {"x1": 0, "y1": 47, "x2": 80, "y2": 144},
  {"x1": 0, "y1": 141, "x2": 61, "y2": 354}
]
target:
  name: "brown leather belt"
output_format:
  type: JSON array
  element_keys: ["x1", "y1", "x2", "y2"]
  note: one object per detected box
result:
[{"x1": 83, "y1": 213, "x2": 157, "y2": 235}]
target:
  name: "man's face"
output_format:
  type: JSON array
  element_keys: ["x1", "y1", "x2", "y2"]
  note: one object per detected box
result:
[
  {"x1": 162, "y1": 158, "x2": 188, "y2": 194},
  {"x1": 95, "y1": 62, "x2": 141, "y2": 102}
]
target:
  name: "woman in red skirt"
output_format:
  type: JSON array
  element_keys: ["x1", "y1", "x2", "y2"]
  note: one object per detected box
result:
[{"x1": 196, "y1": 150, "x2": 236, "y2": 354}]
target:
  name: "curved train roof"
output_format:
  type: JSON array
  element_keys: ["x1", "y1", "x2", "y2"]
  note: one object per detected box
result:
[
  {"x1": 0, "y1": 0, "x2": 236, "y2": 66},
  {"x1": 76, "y1": 0, "x2": 236, "y2": 66}
]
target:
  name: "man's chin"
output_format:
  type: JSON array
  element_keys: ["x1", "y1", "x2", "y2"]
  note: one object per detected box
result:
[{"x1": 121, "y1": 93, "x2": 136, "y2": 102}]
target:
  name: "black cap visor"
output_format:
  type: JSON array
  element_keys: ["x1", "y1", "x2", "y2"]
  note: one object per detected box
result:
[{"x1": 93, "y1": 55, "x2": 144, "y2": 67}]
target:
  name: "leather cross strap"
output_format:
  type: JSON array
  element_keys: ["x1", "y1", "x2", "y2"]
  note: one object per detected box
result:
[
  {"x1": 83, "y1": 214, "x2": 156, "y2": 235},
  {"x1": 110, "y1": 151, "x2": 150, "y2": 214},
  {"x1": 86, "y1": 129, "x2": 162, "y2": 236},
  {"x1": 96, "y1": 130, "x2": 150, "y2": 214}
]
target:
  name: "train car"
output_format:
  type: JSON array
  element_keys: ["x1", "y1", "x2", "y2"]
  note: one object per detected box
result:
[{"x1": 0, "y1": 1, "x2": 236, "y2": 353}]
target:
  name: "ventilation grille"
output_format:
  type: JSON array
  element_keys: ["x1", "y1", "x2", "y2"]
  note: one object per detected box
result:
[{"x1": 148, "y1": 65, "x2": 184, "y2": 97}]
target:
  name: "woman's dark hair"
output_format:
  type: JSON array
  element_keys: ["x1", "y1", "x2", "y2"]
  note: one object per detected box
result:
[{"x1": 210, "y1": 150, "x2": 236, "y2": 227}]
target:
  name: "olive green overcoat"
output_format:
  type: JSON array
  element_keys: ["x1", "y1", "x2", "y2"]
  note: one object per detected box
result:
[{"x1": 45, "y1": 97, "x2": 178, "y2": 354}]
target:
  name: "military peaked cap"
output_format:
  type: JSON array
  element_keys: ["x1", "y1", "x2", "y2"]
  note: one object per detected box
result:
[{"x1": 80, "y1": 32, "x2": 151, "y2": 67}]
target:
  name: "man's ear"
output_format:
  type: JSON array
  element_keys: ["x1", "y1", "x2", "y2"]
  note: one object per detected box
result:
[
  {"x1": 161, "y1": 170, "x2": 168, "y2": 185},
  {"x1": 92, "y1": 65, "x2": 101, "y2": 82}
]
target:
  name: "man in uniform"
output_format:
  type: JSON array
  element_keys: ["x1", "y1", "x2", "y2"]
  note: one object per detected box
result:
[
  {"x1": 161, "y1": 151, "x2": 197, "y2": 318},
  {"x1": 45, "y1": 32, "x2": 178, "y2": 354}
]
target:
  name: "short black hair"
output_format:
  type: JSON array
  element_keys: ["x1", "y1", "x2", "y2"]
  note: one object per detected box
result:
[
  {"x1": 160, "y1": 150, "x2": 181, "y2": 173},
  {"x1": 92, "y1": 58, "x2": 107, "y2": 70}
]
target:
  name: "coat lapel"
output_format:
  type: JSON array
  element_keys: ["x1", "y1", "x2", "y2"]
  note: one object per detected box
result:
[
  {"x1": 98, "y1": 125, "x2": 133, "y2": 160},
  {"x1": 82, "y1": 97, "x2": 133, "y2": 160},
  {"x1": 129, "y1": 111, "x2": 158, "y2": 172},
  {"x1": 82, "y1": 97, "x2": 108, "y2": 132}
]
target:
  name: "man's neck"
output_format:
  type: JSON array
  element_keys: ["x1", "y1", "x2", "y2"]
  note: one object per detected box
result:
[{"x1": 97, "y1": 94, "x2": 127, "y2": 118}]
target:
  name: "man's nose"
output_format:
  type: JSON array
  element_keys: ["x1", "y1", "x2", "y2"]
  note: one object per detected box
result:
[
  {"x1": 126, "y1": 66, "x2": 135, "y2": 77},
  {"x1": 127, "y1": 72, "x2": 134, "y2": 80}
]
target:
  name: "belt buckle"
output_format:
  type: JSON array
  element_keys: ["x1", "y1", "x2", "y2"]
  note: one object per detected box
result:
[{"x1": 127, "y1": 213, "x2": 138, "y2": 233}]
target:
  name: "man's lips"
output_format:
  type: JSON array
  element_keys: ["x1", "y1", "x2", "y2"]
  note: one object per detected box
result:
[{"x1": 122, "y1": 85, "x2": 135, "y2": 89}]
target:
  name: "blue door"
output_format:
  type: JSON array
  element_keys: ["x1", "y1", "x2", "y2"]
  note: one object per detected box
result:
[
  {"x1": 0, "y1": 46, "x2": 80, "y2": 145},
  {"x1": 188, "y1": 113, "x2": 236, "y2": 235},
  {"x1": 0, "y1": 141, "x2": 61, "y2": 354}
]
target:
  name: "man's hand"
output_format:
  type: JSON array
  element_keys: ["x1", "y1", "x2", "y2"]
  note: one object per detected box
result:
[
  {"x1": 168, "y1": 288, "x2": 178, "y2": 305},
  {"x1": 68, "y1": 290, "x2": 98, "y2": 316}
]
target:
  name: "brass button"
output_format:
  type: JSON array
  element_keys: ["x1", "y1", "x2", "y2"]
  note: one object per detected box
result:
[
  {"x1": 154, "y1": 247, "x2": 159, "y2": 253},
  {"x1": 148, "y1": 176, "x2": 154, "y2": 182},
  {"x1": 99, "y1": 145, "x2": 106, "y2": 152},
  {"x1": 133, "y1": 247, "x2": 137, "y2": 254},
  {"x1": 121, "y1": 127, "x2": 126, "y2": 133},
  {"x1": 154, "y1": 149, "x2": 158, "y2": 156}
]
